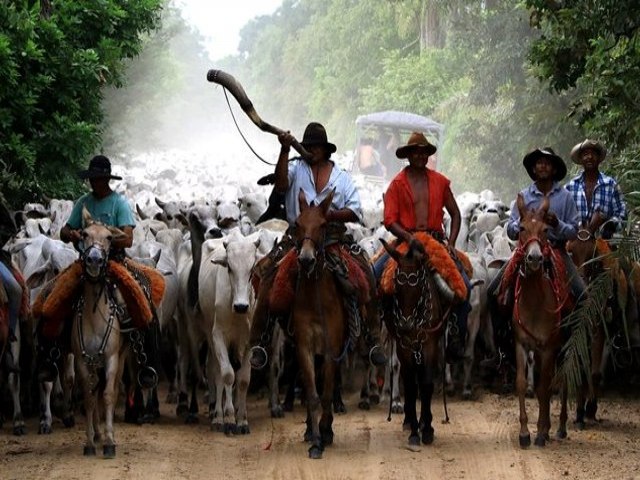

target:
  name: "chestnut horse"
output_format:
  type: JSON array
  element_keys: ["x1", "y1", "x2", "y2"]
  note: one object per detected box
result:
[
  {"x1": 291, "y1": 190, "x2": 348, "y2": 459},
  {"x1": 380, "y1": 238, "x2": 444, "y2": 446},
  {"x1": 511, "y1": 194, "x2": 568, "y2": 447},
  {"x1": 72, "y1": 208, "x2": 129, "y2": 458}
]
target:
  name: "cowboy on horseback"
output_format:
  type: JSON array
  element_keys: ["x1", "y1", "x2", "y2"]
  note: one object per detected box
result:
[
  {"x1": 486, "y1": 147, "x2": 585, "y2": 370},
  {"x1": 565, "y1": 139, "x2": 626, "y2": 239},
  {"x1": 0, "y1": 194, "x2": 23, "y2": 372},
  {"x1": 249, "y1": 122, "x2": 387, "y2": 368},
  {"x1": 372, "y1": 132, "x2": 472, "y2": 363},
  {"x1": 35, "y1": 155, "x2": 159, "y2": 387}
]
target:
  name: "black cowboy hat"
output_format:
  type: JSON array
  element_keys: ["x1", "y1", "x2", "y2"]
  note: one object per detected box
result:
[
  {"x1": 522, "y1": 147, "x2": 567, "y2": 182},
  {"x1": 300, "y1": 122, "x2": 337, "y2": 154},
  {"x1": 570, "y1": 139, "x2": 607, "y2": 165},
  {"x1": 78, "y1": 155, "x2": 122, "y2": 180},
  {"x1": 395, "y1": 132, "x2": 437, "y2": 159}
]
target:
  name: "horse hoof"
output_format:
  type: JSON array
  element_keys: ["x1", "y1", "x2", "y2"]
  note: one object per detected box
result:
[
  {"x1": 334, "y1": 403, "x2": 347, "y2": 414},
  {"x1": 556, "y1": 429, "x2": 567, "y2": 440},
  {"x1": 574, "y1": 420, "x2": 585, "y2": 431},
  {"x1": 370, "y1": 394, "x2": 380, "y2": 406},
  {"x1": 462, "y1": 390, "x2": 473, "y2": 401},
  {"x1": 283, "y1": 401, "x2": 294, "y2": 413},
  {"x1": 585, "y1": 400, "x2": 598, "y2": 420},
  {"x1": 83, "y1": 446, "x2": 96, "y2": 456},
  {"x1": 271, "y1": 406, "x2": 285, "y2": 418},
  {"x1": 392, "y1": 404, "x2": 404, "y2": 414},
  {"x1": 402, "y1": 421, "x2": 412, "y2": 432},
  {"x1": 519, "y1": 434, "x2": 531, "y2": 448},
  {"x1": 223, "y1": 423, "x2": 236, "y2": 435},
  {"x1": 308, "y1": 445, "x2": 323, "y2": 459},
  {"x1": 63, "y1": 416, "x2": 75, "y2": 428},
  {"x1": 211, "y1": 422, "x2": 223, "y2": 432},
  {"x1": 38, "y1": 424, "x2": 52, "y2": 435},
  {"x1": 236, "y1": 424, "x2": 250, "y2": 435},
  {"x1": 358, "y1": 401, "x2": 370, "y2": 411},
  {"x1": 408, "y1": 434, "x2": 421, "y2": 446},
  {"x1": 445, "y1": 385, "x2": 456, "y2": 396},
  {"x1": 13, "y1": 425, "x2": 26, "y2": 436},
  {"x1": 103, "y1": 445, "x2": 116, "y2": 458},
  {"x1": 185, "y1": 413, "x2": 199, "y2": 425},
  {"x1": 303, "y1": 430, "x2": 313, "y2": 443},
  {"x1": 422, "y1": 428, "x2": 435, "y2": 445},
  {"x1": 321, "y1": 431, "x2": 334, "y2": 446},
  {"x1": 525, "y1": 388, "x2": 535, "y2": 399},
  {"x1": 534, "y1": 435, "x2": 546, "y2": 447}
]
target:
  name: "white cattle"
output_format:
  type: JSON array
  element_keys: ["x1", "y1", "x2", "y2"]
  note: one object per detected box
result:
[
  {"x1": 239, "y1": 192, "x2": 268, "y2": 225},
  {"x1": 198, "y1": 230, "x2": 262, "y2": 433}
]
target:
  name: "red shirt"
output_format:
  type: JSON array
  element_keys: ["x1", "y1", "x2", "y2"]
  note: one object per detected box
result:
[{"x1": 383, "y1": 168, "x2": 452, "y2": 234}]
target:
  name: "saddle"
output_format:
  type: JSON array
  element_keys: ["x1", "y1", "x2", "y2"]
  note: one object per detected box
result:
[
  {"x1": 268, "y1": 244, "x2": 371, "y2": 314},
  {"x1": 378, "y1": 232, "x2": 472, "y2": 301},
  {"x1": 33, "y1": 258, "x2": 165, "y2": 340}
]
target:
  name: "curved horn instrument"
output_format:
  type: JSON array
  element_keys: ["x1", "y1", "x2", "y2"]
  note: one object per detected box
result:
[{"x1": 207, "y1": 69, "x2": 312, "y2": 160}]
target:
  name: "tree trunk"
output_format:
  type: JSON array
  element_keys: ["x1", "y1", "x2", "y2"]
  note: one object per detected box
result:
[{"x1": 419, "y1": 1, "x2": 444, "y2": 51}]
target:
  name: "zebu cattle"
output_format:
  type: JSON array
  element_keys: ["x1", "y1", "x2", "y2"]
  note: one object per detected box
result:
[
  {"x1": 455, "y1": 192, "x2": 480, "y2": 251},
  {"x1": 48, "y1": 199, "x2": 74, "y2": 239},
  {"x1": 239, "y1": 192, "x2": 268, "y2": 225},
  {"x1": 154, "y1": 198, "x2": 190, "y2": 231},
  {"x1": 198, "y1": 229, "x2": 262, "y2": 433}
]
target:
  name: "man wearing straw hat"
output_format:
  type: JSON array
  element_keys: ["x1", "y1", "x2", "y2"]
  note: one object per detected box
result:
[{"x1": 565, "y1": 139, "x2": 626, "y2": 239}]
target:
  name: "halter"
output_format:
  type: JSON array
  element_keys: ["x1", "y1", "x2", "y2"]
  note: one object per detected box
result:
[
  {"x1": 80, "y1": 242, "x2": 110, "y2": 282},
  {"x1": 390, "y1": 262, "x2": 442, "y2": 365}
]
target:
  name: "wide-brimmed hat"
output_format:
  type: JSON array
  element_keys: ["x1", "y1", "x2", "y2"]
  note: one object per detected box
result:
[
  {"x1": 522, "y1": 147, "x2": 567, "y2": 181},
  {"x1": 395, "y1": 132, "x2": 437, "y2": 159},
  {"x1": 570, "y1": 139, "x2": 607, "y2": 165},
  {"x1": 78, "y1": 155, "x2": 122, "y2": 180},
  {"x1": 300, "y1": 122, "x2": 336, "y2": 154}
]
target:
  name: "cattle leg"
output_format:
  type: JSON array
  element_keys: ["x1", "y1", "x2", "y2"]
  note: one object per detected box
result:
[
  {"x1": 39, "y1": 381, "x2": 53, "y2": 434},
  {"x1": 211, "y1": 329, "x2": 236, "y2": 434},
  {"x1": 268, "y1": 326, "x2": 285, "y2": 418},
  {"x1": 515, "y1": 343, "x2": 530, "y2": 448},
  {"x1": 235, "y1": 350, "x2": 252, "y2": 434},
  {"x1": 8, "y1": 371, "x2": 25, "y2": 436},
  {"x1": 462, "y1": 307, "x2": 482, "y2": 400}
]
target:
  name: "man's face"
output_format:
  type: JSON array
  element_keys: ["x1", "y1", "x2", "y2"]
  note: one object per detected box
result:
[
  {"x1": 407, "y1": 148, "x2": 430, "y2": 168},
  {"x1": 533, "y1": 156, "x2": 556, "y2": 181},
  {"x1": 89, "y1": 177, "x2": 110, "y2": 191},
  {"x1": 306, "y1": 144, "x2": 328, "y2": 165},
  {"x1": 580, "y1": 148, "x2": 599, "y2": 170}
]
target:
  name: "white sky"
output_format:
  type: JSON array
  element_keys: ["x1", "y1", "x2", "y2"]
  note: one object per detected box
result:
[{"x1": 175, "y1": 0, "x2": 284, "y2": 60}]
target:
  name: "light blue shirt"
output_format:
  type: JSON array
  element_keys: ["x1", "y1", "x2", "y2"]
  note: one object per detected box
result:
[
  {"x1": 507, "y1": 182, "x2": 578, "y2": 243},
  {"x1": 66, "y1": 191, "x2": 136, "y2": 229},
  {"x1": 285, "y1": 159, "x2": 363, "y2": 224}
]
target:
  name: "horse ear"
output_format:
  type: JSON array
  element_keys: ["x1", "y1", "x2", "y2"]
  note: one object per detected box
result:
[
  {"x1": 516, "y1": 193, "x2": 526, "y2": 218},
  {"x1": 380, "y1": 238, "x2": 401, "y2": 262},
  {"x1": 540, "y1": 195, "x2": 550, "y2": 214},
  {"x1": 82, "y1": 206, "x2": 94, "y2": 227},
  {"x1": 319, "y1": 189, "x2": 336, "y2": 215},
  {"x1": 298, "y1": 189, "x2": 309, "y2": 211},
  {"x1": 107, "y1": 226, "x2": 127, "y2": 241}
]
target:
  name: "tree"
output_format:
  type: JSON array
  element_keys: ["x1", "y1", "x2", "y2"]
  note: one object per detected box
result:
[{"x1": 0, "y1": 0, "x2": 162, "y2": 206}]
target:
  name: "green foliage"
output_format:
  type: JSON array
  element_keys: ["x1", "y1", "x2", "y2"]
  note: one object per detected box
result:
[{"x1": 0, "y1": 0, "x2": 162, "y2": 208}]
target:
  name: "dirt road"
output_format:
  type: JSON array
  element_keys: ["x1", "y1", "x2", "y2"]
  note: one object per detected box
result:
[{"x1": 1, "y1": 388, "x2": 639, "y2": 480}]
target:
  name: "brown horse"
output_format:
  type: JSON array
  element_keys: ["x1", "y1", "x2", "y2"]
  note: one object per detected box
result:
[
  {"x1": 380, "y1": 238, "x2": 444, "y2": 446},
  {"x1": 511, "y1": 194, "x2": 568, "y2": 447},
  {"x1": 291, "y1": 190, "x2": 348, "y2": 459}
]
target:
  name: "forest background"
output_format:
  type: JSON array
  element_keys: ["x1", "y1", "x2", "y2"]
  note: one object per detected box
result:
[{"x1": 1, "y1": 0, "x2": 639, "y2": 212}]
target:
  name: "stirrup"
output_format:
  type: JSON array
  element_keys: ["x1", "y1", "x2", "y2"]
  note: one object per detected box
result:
[
  {"x1": 137, "y1": 366, "x2": 158, "y2": 389},
  {"x1": 368, "y1": 345, "x2": 387, "y2": 367},
  {"x1": 249, "y1": 346, "x2": 268, "y2": 370}
]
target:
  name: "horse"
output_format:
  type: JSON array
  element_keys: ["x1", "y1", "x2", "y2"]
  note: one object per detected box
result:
[
  {"x1": 379, "y1": 237, "x2": 445, "y2": 446},
  {"x1": 289, "y1": 189, "x2": 349, "y2": 459},
  {"x1": 510, "y1": 194, "x2": 568, "y2": 447},
  {"x1": 71, "y1": 207, "x2": 129, "y2": 458},
  {"x1": 567, "y1": 219, "x2": 637, "y2": 428}
]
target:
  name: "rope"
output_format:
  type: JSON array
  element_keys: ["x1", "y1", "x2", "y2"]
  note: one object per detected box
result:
[{"x1": 223, "y1": 88, "x2": 276, "y2": 166}]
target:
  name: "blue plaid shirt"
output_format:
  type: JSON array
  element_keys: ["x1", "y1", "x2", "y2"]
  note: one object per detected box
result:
[{"x1": 565, "y1": 172, "x2": 626, "y2": 228}]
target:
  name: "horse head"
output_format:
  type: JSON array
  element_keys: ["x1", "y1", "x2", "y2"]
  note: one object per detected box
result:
[
  {"x1": 294, "y1": 189, "x2": 334, "y2": 274},
  {"x1": 80, "y1": 207, "x2": 127, "y2": 280},
  {"x1": 516, "y1": 193, "x2": 551, "y2": 274}
]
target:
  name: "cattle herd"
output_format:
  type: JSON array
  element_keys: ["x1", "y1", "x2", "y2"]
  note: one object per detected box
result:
[{"x1": 1, "y1": 149, "x2": 639, "y2": 458}]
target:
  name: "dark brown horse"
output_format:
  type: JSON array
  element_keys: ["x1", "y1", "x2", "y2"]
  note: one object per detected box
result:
[
  {"x1": 291, "y1": 190, "x2": 348, "y2": 459},
  {"x1": 511, "y1": 194, "x2": 568, "y2": 447},
  {"x1": 380, "y1": 238, "x2": 444, "y2": 446}
]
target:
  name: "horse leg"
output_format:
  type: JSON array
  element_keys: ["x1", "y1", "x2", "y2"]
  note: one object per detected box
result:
[
  {"x1": 418, "y1": 355, "x2": 436, "y2": 445},
  {"x1": 462, "y1": 308, "x2": 481, "y2": 400},
  {"x1": 80, "y1": 367, "x2": 97, "y2": 456},
  {"x1": 298, "y1": 347, "x2": 322, "y2": 458},
  {"x1": 176, "y1": 324, "x2": 191, "y2": 417},
  {"x1": 332, "y1": 367, "x2": 346, "y2": 414},
  {"x1": 534, "y1": 351, "x2": 553, "y2": 447},
  {"x1": 526, "y1": 351, "x2": 535, "y2": 398},
  {"x1": 358, "y1": 365, "x2": 372, "y2": 410},
  {"x1": 62, "y1": 353, "x2": 76, "y2": 427},
  {"x1": 444, "y1": 363, "x2": 455, "y2": 396},
  {"x1": 401, "y1": 357, "x2": 419, "y2": 445},
  {"x1": 515, "y1": 342, "x2": 530, "y2": 448},
  {"x1": 390, "y1": 343, "x2": 404, "y2": 414},
  {"x1": 8, "y1": 371, "x2": 25, "y2": 436},
  {"x1": 319, "y1": 357, "x2": 336, "y2": 447},
  {"x1": 586, "y1": 324, "x2": 605, "y2": 421},
  {"x1": 102, "y1": 354, "x2": 120, "y2": 458},
  {"x1": 268, "y1": 325, "x2": 285, "y2": 418},
  {"x1": 557, "y1": 382, "x2": 568, "y2": 439},
  {"x1": 235, "y1": 349, "x2": 252, "y2": 434},
  {"x1": 38, "y1": 381, "x2": 53, "y2": 434}
]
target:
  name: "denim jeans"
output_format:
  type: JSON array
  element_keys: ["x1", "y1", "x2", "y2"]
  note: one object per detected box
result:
[{"x1": 0, "y1": 261, "x2": 21, "y2": 334}]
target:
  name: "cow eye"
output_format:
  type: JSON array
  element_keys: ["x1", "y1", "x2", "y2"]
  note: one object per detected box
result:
[
  {"x1": 247, "y1": 203, "x2": 252, "y2": 208},
  {"x1": 167, "y1": 215, "x2": 173, "y2": 220}
]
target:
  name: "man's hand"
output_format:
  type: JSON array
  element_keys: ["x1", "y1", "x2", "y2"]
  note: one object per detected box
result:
[
  {"x1": 278, "y1": 131, "x2": 294, "y2": 149},
  {"x1": 69, "y1": 229, "x2": 83, "y2": 244},
  {"x1": 544, "y1": 212, "x2": 559, "y2": 228}
]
